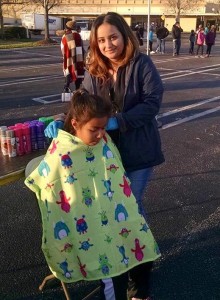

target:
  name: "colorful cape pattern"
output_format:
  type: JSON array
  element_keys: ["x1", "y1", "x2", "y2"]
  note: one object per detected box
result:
[{"x1": 25, "y1": 130, "x2": 160, "y2": 283}]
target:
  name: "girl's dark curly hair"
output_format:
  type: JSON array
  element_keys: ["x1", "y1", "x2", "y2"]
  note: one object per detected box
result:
[{"x1": 64, "y1": 89, "x2": 112, "y2": 134}]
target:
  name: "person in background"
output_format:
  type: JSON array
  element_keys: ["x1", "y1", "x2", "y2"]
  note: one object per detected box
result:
[
  {"x1": 61, "y1": 21, "x2": 85, "y2": 90},
  {"x1": 139, "y1": 24, "x2": 144, "y2": 38},
  {"x1": 44, "y1": 12, "x2": 165, "y2": 299},
  {"x1": 204, "y1": 23, "x2": 210, "y2": 35},
  {"x1": 189, "y1": 29, "x2": 196, "y2": 55},
  {"x1": 135, "y1": 24, "x2": 143, "y2": 46},
  {"x1": 155, "y1": 24, "x2": 169, "y2": 54},
  {"x1": 148, "y1": 26, "x2": 155, "y2": 54},
  {"x1": 205, "y1": 25, "x2": 216, "y2": 57},
  {"x1": 172, "y1": 21, "x2": 183, "y2": 56},
  {"x1": 26, "y1": 89, "x2": 161, "y2": 300},
  {"x1": 195, "y1": 24, "x2": 205, "y2": 58}
]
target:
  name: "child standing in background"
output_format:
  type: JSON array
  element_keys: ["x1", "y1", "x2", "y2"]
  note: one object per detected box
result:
[
  {"x1": 195, "y1": 25, "x2": 205, "y2": 58},
  {"x1": 189, "y1": 29, "x2": 196, "y2": 55},
  {"x1": 25, "y1": 89, "x2": 160, "y2": 300}
]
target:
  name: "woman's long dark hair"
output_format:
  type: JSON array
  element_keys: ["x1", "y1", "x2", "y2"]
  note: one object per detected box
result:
[{"x1": 88, "y1": 12, "x2": 139, "y2": 82}]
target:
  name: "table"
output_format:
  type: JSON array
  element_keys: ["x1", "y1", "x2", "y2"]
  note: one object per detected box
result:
[{"x1": 0, "y1": 150, "x2": 46, "y2": 185}]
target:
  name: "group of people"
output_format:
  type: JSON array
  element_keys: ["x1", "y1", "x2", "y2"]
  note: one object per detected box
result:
[
  {"x1": 25, "y1": 12, "x2": 165, "y2": 300},
  {"x1": 147, "y1": 22, "x2": 182, "y2": 55},
  {"x1": 189, "y1": 23, "x2": 216, "y2": 58},
  {"x1": 148, "y1": 21, "x2": 217, "y2": 58},
  {"x1": 148, "y1": 21, "x2": 183, "y2": 56}
]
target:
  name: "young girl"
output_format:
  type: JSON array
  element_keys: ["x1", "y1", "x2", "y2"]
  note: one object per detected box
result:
[
  {"x1": 195, "y1": 25, "x2": 205, "y2": 58},
  {"x1": 189, "y1": 29, "x2": 195, "y2": 55},
  {"x1": 25, "y1": 90, "x2": 160, "y2": 299}
]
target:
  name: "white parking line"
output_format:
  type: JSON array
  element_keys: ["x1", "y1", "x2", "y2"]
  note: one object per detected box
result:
[
  {"x1": 14, "y1": 50, "x2": 59, "y2": 58},
  {"x1": 160, "y1": 70, "x2": 191, "y2": 77},
  {"x1": 0, "y1": 75, "x2": 61, "y2": 87},
  {"x1": 154, "y1": 56, "x2": 193, "y2": 63},
  {"x1": 1, "y1": 63, "x2": 61, "y2": 72},
  {"x1": 162, "y1": 106, "x2": 220, "y2": 130},
  {"x1": 162, "y1": 65, "x2": 220, "y2": 80},
  {"x1": 204, "y1": 73, "x2": 220, "y2": 77},
  {"x1": 159, "y1": 96, "x2": 220, "y2": 117},
  {"x1": 32, "y1": 94, "x2": 61, "y2": 104}
]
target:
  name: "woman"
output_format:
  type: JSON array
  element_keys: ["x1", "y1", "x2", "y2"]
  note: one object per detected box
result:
[
  {"x1": 205, "y1": 25, "x2": 216, "y2": 57},
  {"x1": 45, "y1": 12, "x2": 164, "y2": 300}
]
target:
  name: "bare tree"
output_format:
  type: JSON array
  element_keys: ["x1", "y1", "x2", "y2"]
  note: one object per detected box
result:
[
  {"x1": 0, "y1": 0, "x2": 3, "y2": 38},
  {"x1": 30, "y1": 0, "x2": 60, "y2": 40},
  {"x1": 165, "y1": 0, "x2": 200, "y2": 22}
]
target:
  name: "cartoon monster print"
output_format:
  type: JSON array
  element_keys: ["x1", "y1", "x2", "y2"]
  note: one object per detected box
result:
[
  {"x1": 82, "y1": 187, "x2": 95, "y2": 207},
  {"x1": 131, "y1": 238, "x2": 145, "y2": 261},
  {"x1": 98, "y1": 254, "x2": 112, "y2": 275},
  {"x1": 88, "y1": 168, "x2": 98, "y2": 177},
  {"x1": 117, "y1": 245, "x2": 129, "y2": 267},
  {"x1": 102, "y1": 179, "x2": 114, "y2": 200},
  {"x1": 107, "y1": 164, "x2": 119, "y2": 174},
  {"x1": 60, "y1": 152, "x2": 73, "y2": 168},
  {"x1": 65, "y1": 173, "x2": 77, "y2": 184},
  {"x1": 102, "y1": 142, "x2": 114, "y2": 159},
  {"x1": 79, "y1": 238, "x2": 93, "y2": 251},
  {"x1": 56, "y1": 190, "x2": 71, "y2": 213},
  {"x1": 115, "y1": 203, "x2": 128, "y2": 222},
  {"x1": 54, "y1": 220, "x2": 70, "y2": 240},
  {"x1": 45, "y1": 199, "x2": 51, "y2": 221},
  {"x1": 104, "y1": 234, "x2": 112, "y2": 244},
  {"x1": 45, "y1": 182, "x2": 54, "y2": 190},
  {"x1": 99, "y1": 211, "x2": 108, "y2": 226},
  {"x1": 58, "y1": 259, "x2": 73, "y2": 279},
  {"x1": 84, "y1": 147, "x2": 95, "y2": 162},
  {"x1": 74, "y1": 215, "x2": 88, "y2": 234},
  {"x1": 61, "y1": 243, "x2": 73, "y2": 253},
  {"x1": 140, "y1": 223, "x2": 149, "y2": 233},
  {"x1": 119, "y1": 228, "x2": 131, "y2": 238},
  {"x1": 26, "y1": 177, "x2": 34, "y2": 185},
  {"x1": 154, "y1": 240, "x2": 160, "y2": 255},
  {"x1": 38, "y1": 160, "x2": 50, "y2": 177},
  {"x1": 119, "y1": 175, "x2": 132, "y2": 197},
  {"x1": 77, "y1": 256, "x2": 87, "y2": 278},
  {"x1": 48, "y1": 140, "x2": 59, "y2": 154}
]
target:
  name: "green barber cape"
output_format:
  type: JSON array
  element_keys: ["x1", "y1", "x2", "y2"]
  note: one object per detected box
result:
[{"x1": 25, "y1": 130, "x2": 160, "y2": 283}]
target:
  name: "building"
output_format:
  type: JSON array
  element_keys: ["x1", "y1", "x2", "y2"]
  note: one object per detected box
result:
[{"x1": 2, "y1": 0, "x2": 220, "y2": 32}]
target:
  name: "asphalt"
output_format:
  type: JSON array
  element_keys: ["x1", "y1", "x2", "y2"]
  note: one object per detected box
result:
[{"x1": 0, "y1": 34, "x2": 220, "y2": 300}]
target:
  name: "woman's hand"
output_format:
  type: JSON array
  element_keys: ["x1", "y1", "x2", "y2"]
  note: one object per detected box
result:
[{"x1": 44, "y1": 121, "x2": 64, "y2": 138}]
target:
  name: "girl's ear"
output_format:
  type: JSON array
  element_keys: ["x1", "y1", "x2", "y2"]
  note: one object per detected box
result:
[{"x1": 71, "y1": 118, "x2": 78, "y2": 130}]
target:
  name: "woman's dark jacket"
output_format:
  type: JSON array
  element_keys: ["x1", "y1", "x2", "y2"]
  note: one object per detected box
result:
[
  {"x1": 82, "y1": 52, "x2": 165, "y2": 172},
  {"x1": 205, "y1": 31, "x2": 216, "y2": 44}
]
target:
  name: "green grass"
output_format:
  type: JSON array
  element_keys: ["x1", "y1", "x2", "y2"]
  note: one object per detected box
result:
[{"x1": 0, "y1": 38, "x2": 38, "y2": 49}]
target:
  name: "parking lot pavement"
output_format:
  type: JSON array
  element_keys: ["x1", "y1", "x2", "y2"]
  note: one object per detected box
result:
[{"x1": 0, "y1": 34, "x2": 220, "y2": 299}]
